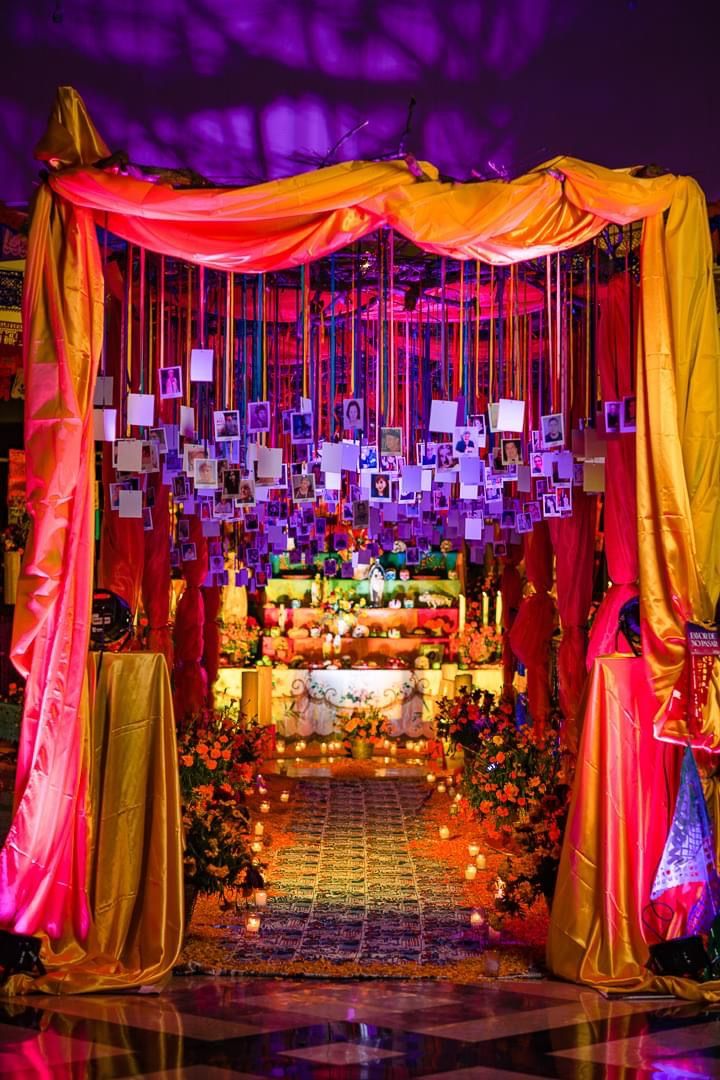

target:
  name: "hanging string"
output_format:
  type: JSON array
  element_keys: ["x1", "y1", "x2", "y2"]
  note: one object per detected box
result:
[
  {"x1": 100, "y1": 214, "x2": 109, "y2": 379},
  {"x1": 474, "y1": 261, "x2": 480, "y2": 411},
  {"x1": 138, "y1": 247, "x2": 146, "y2": 395},
  {"x1": 185, "y1": 265, "x2": 192, "y2": 405},
  {"x1": 330, "y1": 255, "x2": 337, "y2": 436},
  {"x1": 388, "y1": 229, "x2": 395, "y2": 425},
  {"x1": 545, "y1": 256, "x2": 553, "y2": 413},
  {"x1": 225, "y1": 271, "x2": 234, "y2": 411},
  {"x1": 628, "y1": 225, "x2": 635, "y2": 392},
  {"x1": 488, "y1": 265, "x2": 495, "y2": 403},
  {"x1": 458, "y1": 261, "x2": 465, "y2": 402},
  {"x1": 124, "y1": 244, "x2": 133, "y2": 434}
]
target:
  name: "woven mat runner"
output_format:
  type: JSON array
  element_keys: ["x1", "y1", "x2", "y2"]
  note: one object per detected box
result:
[{"x1": 227, "y1": 778, "x2": 490, "y2": 967}]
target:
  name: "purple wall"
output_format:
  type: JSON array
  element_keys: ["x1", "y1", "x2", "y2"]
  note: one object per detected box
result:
[{"x1": 1, "y1": 0, "x2": 718, "y2": 205}]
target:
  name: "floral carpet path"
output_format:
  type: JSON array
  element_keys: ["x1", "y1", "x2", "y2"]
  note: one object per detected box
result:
[{"x1": 182, "y1": 774, "x2": 548, "y2": 981}]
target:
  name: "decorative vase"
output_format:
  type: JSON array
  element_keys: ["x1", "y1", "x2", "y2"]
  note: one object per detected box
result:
[
  {"x1": 3, "y1": 550, "x2": 21, "y2": 605},
  {"x1": 351, "y1": 737, "x2": 374, "y2": 760}
]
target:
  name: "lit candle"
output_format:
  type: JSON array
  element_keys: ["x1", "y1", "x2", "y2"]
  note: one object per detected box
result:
[
  {"x1": 468, "y1": 843, "x2": 480, "y2": 858},
  {"x1": 407, "y1": 740, "x2": 415, "y2": 751},
  {"x1": 328, "y1": 756, "x2": 335, "y2": 763},
  {"x1": 437, "y1": 783, "x2": 446, "y2": 794},
  {"x1": 384, "y1": 756, "x2": 390, "y2": 764},
  {"x1": 280, "y1": 791, "x2": 290, "y2": 803},
  {"x1": 276, "y1": 740, "x2": 286, "y2": 755},
  {"x1": 470, "y1": 909, "x2": 484, "y2": 928},
  {"x1": 258, "y1": 785, "x2": 268, "y2": 796},
  {"x1": 476, "y1": 853, "x2": 487, "y2": 870},
  {"x1": 454, "y1": 793, "x2": 462, "y2": 803},
  {"x1": 482, "y1": 590, "x2": 489, "y2": 626},
  {"x1": 383, "y1": 739, "x2": 391, "y2": 749},
  {"x1": 254, "y1": 822, "x2": 264, "y2": 836},
  {"x1": 465, "y1": 864, "x2": 477, "y2": 881},
  {"x1": 320, "y1": 742, "x2": 327, "y2": 754},
  {"x1": 426, "y1": 772, "x2": 436, "y2": 784},
  {"x1": 254, "y1": 889, "x2": 267, "y2": 907},
  {"x1": 495, "y1": 592, "x2": 503, "y2": 633},
  {"x1": 390, "y1": 744, "x2": 397, "y2": 756},
  {"x1": 438, "y1": 825, "x2": 450, "y2": 840},
  {"x1": 246, "y1": 914, "x2": 261, "y2": 934},
  {"x1": 259, "y1": 801, "x2": 270, "y2": 814},
  {"x1": 251, "y1": 840, "x2": 263, "y2": 854}
]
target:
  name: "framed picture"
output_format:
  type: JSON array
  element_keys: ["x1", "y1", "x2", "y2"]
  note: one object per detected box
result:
[
  {"x1": 222, "y1": 467, "x2": 241, "y2": 498},
  {"x1": 542, "y1": 492, "x2": 560, "y2": 518},
  {"x1": 369, "y1": 472, "x2": 391, "y2": 501},
  {"x1": 501, "y1": 437, "x2": 523, "y2": 466},
  {"x1": 194, "y1": 457, "x2": 218, "y2": 489},
  {"x1": 418, "y1": 441, "x2": 437, "y2": 466},
  {"x1": 620, "y1": 395, "x2": 636, "y2": 433},
  {"x1": 452, "y1": 426, "x2": 481, "y2": 456},
  {"x1": 149, "y1": 427, "x2": 168, "y2": 453},
  {"x1": 158, "y1": 365, "x2": 183, "y2": 400},
  {"x1": 540, "y1": 413, "x2": 565, "y2": 449},
  {"x1": 604, "y1": 400, "x2": 621, "y2": 435},
  {"x1": 359, "y1": 444, "x2": 378, "y2": 470},
  {"x1": 436, "y1": 443, "x2": 453, "y2": 469},
  {"x1": 247, "y1": 400, "x2": 271, "y2": 434},
  {"x1": 181, "y1": 542, "x2": 197, "y2": 562},
  {"x1": 237, "y1": 475, "x2": 256, "y2": 505},
  {"x1": 352, "y1": 499, "x2": 370, "y2": 527}
]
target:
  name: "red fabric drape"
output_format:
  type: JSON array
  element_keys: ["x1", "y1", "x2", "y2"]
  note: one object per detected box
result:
[
  {"x1": 173, "y1": 516, "x2": 208, "y2": 723},
  {"x1": 500, "y1": 546, "x2": 524, "y2": 694},
  {"x1": 509, "y1": 523, "x2": 556, "y2": 737},
  {"x1": 142, "y1": 475, "x2": 173, "y2": 669},
  {"x1": 202, "y1": 584, "x2": 221, "y2": 708},
  {"x1": 587, "y1": 274, "x2": 639, "y2": 666},
  {"x1": 549, "y1": 493, "x2": 598, "y2": 752}
]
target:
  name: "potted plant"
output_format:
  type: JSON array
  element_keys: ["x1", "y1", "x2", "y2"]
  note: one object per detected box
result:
[{"x1": 337, "y1": 705, "x2": 390, "y2": 759}]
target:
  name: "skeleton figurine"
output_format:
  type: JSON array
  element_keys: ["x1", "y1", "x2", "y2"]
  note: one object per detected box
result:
[{"x1": 368, "y1": 562, "x2": 386, "y2": 608}]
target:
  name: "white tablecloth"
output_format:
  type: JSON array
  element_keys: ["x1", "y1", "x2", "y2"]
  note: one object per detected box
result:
[{"x1": 271, "y1": 668, "x2": 452, "y2": 737}]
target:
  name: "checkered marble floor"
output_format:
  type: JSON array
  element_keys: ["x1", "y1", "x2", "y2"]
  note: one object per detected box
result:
[{"x1": 4, "y1": 976, "x2": 720, "y2": 1077}]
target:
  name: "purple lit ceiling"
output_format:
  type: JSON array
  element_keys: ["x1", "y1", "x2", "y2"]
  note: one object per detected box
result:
[{"x1": 1, "y1": 0, "x2": 718, "y2": 205}]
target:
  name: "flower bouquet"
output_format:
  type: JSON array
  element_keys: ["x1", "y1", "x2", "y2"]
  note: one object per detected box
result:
[
  {"x1": 335, "y1": 702, "x2": 390, "y2": 759},
  {"x1": 456, "y1": 616, "x2": 502, "y2": 667},
  {"x1": 219, "y1": 616, "x2": 261, "y2": 666},
  {"x1": 177, "y1": 705, "x2": 269, "y2": 917}
]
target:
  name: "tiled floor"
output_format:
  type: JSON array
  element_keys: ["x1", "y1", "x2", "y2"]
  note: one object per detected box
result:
[{"x1": 2, "y1": 976, "x2": 720, "y2": 1078}]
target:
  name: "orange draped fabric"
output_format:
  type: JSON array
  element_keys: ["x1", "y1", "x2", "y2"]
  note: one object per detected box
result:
[
  {"x1": 7, "y1": 86, "x2": 720, "y2": 992},
  {"x1": 587, "y1": 275, "x2": 640, "y2": 667}
]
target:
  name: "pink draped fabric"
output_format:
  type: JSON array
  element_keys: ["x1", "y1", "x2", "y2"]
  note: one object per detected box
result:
[
  {"x1": 587, "y1": 274, "x2": 639, "y2": 666},
  {"x1": 173, "y1": 516, "x2": 208, "y2": 724},
  {"x1": 500, "y1": 546, "x2": 524, "y2": 695}
]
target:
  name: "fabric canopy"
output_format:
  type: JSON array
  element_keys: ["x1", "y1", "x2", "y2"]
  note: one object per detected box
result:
[{"x1": 5, "y1": 86, "x2": 720, "y2": 988}]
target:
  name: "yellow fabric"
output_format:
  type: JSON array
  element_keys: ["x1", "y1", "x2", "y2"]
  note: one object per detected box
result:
[
  {"x1": 547, "y1": 655, "x2": 720, "y2": 1001},
  {"x1": 4, "y1": 653, "x2": 184, "y2": 994}
]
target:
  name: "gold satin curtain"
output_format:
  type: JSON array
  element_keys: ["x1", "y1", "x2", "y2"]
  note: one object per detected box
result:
[{"x1": 7, "y1": 85, "x2": 720, "y2": 990}]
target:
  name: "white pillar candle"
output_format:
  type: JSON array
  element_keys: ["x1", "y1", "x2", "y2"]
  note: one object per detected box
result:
[
  {"x1": 438, "y1": 825, "x2": 450, "y2": 840},
  {"x1": 390, "y1": 744, "x2": 397, "y2": 756},
  {"x1": 276, "y1": 740, "x2": 286, "y2": 755},
  {"x1": 495, "y1": 592, "x2": 503, "y2": 633},
  {"x1": 468, "y1": 842, "x2": 480, "y2": 858},
  {"x1": 251, "y1": 840, "x2": 263, "y2": 854},
  {"x1": 280, "y1": 791, "x2": 290, "y2": 803},
  {"x1": 426, "y1": 772, "x2": 436, "y2": 784},
  {"x1": 259, "y1": 801, "x2": 270, "y2": 814},
  {"x1": 476, "y1": 853, "x2": 487, "y2": 870},
  {"x1": 254, "y1": 889, "x2": 267, "y2": 907},
  {"x1": 470, "y1": 909, "x2": 484, "y2": 928},
  {"x1": 320, "y1": 742, "x2": 327, "y2": 754},
  {"x1": 482, "y1": 590, "x2": 489, "y2": 626},
  {"x1": 254, "y1": 822, "x2": 264, "y2": 836},
  {"x1": 465, "y1": 864, "x2": 478, "y2": 881},
  {"x1": 258, "y1": 785, "x2": 268, "y2": 796},
  {"x1": 246, "y1": 914, "x2": 261, "y2": 934},
  {"x1": 437, "y1": 783, "x2": 446, "y2": 794}
]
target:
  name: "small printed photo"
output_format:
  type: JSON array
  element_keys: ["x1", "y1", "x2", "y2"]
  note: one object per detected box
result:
[
  {"x1": 353, "y1": 499, "x2": 370, "y2": 528},
  {"x1": 380, "y1": 427, "x2": 402, "y2": 454},
  {"x1": 501, "y1": 509, "x2": 516, "y2": 530},
  {"x1": 418, "y1": 442, "x2": 437, "y2": 466},
  {"x1": 291, "y1": 472, "x2": 316, "y2": 502},
  {"x1": 501, "y1": 438, "x2": 523, "y2": 466},
  {"x1": 244, "y1": 514, "x2": 259, "y2": 532},
  {"x1": 247, "y1": 400, "x2": 271, "y2": 434},
  {"x1": 222, "y1": 467, "x2": 241, "y2": 498},
  {"x1": 177, "y1": 519, "x2": 191, "y2": 542},
  {"x1": 369, "y1": 472, "x2": 391, "y2": 501},
  {"x1": 214, "y1": 409, "x2": 241, "y2": 441},
  {"x1": 516, "y1": 512, "x2": 532, "y2": 534},
  {"x1": 542, "y1": 493, "x2": 560, "y2": 518},
  {"x1": 194, "y1": 457, "x2": 218, "y2": 489},
  {"x1": 281, "y1": 410, "x2": 292, "y2": 435},
  {"x1": 169, "y1": 548, "x2": 180, "y2": 568},
  {"x1": 184, "y1": 443, "x2": 206, "y2": 476},
  {"x1": 172, "y1": 474, "x2": 190, "y2": 500},
  {"x1": 469, "y1": 414, "x2": 487, "y2": 439},
  {"x1": 433, "y1": 488, "x2": 449, "y2": 510},
  {"x1": 573, "y1": 462, "x2": 585, "y2": 486},
  {"x1": 149, "y1": 427, "x2": 168, "y2": 453},
  {"x1": 530, "y1": 429, "x2": 542, "y2": 452},
  {"x1": 535, "y1": 477, "x2": 549, "y2": 496},
  {"x1": 406, "y1": 546, "x2": 419, "y2": 565},
  {"x1": 380, "y1": 454, "x2": 403, "y2": 475},
  {"x1": 436, "y1": 443, "x2": 454, "y2": 469},
  {"x1": 213, "y1": 494, "x2": 234, "y2": 520},
  {"x1": 493, "y1": 541, "x2": 507, "y2": 557},
  {"x1": 453, "y1": 426, "x2": 481, "y2": 456},
  {"x1": 604, "y1": 400, "x2": 622, "y2": 435},
  {"x1": 140, "y1": 440, "x2": 160, "y2": 474},
  {"x1": 199, "y1": 500, "x2": 212, "y2": 521},
  {"x1": 555, "y1": 486, "x2": 573, "y2": 514},
  {"x1": 181, "y1": 542, "x2": 197, "y2": 562},
  {"x1": 291, "y1": 411, "x2": 314, "y2": 444},
  {"x1": 527, "y1": 500, "x2": 542, "y2": 523},
  {"x1": 621, "y1": 395, "x2": 637, "y2": 433},
  {"x1": 209, "y1": 554, "x2": 225, "y2": 573},
  {"x1": 343, "y1": 398, "x2": 364, "y2": 431},
  {"x1": 158, "y1": 365, "x2": 183, "y2": 400},
  {"x1": 541, "y1": 413, "x2": 565, "y2": 448},
  {"x1": 109, "y1": 481, "x2": 131, "y2": 511},
  {"x1": 359, "y1": 444, "x2": 378, "y2": 470},
  {"x1": 237, "y1": 475, "x2": 256, "y2": 505},
  {"x1": 530, "y1": 451, "x2": 545, "y2": 478}
]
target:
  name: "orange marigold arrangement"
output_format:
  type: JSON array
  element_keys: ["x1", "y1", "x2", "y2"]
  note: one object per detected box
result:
[
  {"x1": 456, "y1": 601, "x2": 502, "y2": 667},
  {"x1": 178, "y1": 705, "x2": 270, "y2": 905},
  {"x1": 437, "y1": 689, "x2": 568, "y2": 916}
]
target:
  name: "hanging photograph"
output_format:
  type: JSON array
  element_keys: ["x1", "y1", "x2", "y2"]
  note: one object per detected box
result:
[
  {"x1": 540, "y1": 413, "x2": 565, "y2": 448},
  {"x1": 501, "y1": 438, "x2": 523, "y2": 466},
  {"x1": 290, "y1": 411, "x2": 314, "y2": 444},
  {"x1": 359, "y1": 444, "x2": 378, "y2": 470},
  {"x1": 621, "y1": 395, "x2": 637, "y2": 433},
  {"x1": 343, "y1": 398, "x2": 364, "y2": 431},
  {"x1": 452, "y1": 427, "x2": 481, "y2": 456},
  {"x1": 248, "y1": 400, "x2": 271, "y2": 433},
  {"x1": 370, "y1": 472, "x2": 392, "y2": 501},
  {"x1": 604, "y1": 400, "x2": 622, "y2": 434},
  {"x1": 213, "y1": 409, "x2": 241, "y2": 440},
  {"x1": 181, "y1": 542, "x2": 197, "y2": 562},
  {"x1": 158, "y1": 365, "x2": 183, "y2": 400},
  {"x1": 291, "y1": 472, "x2": 316, "y2": 502},
  {"x1": 194, "y1": 457, "x2": 218, "y2": 489},
  {"x1": 379, "y1": 427, "x2": 402, "y2": 454},
  {"x1": 352, "y1": 499, "x2": 370, "y2": 527},
  {"x1": 237, "y1": 475, "x2": 256, "y2": 505},
  {"x1": 222, "y1": 466, "x2": 241, "y2": 498}
]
